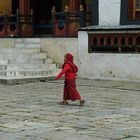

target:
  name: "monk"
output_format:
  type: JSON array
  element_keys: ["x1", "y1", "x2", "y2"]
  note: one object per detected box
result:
[{"x1": 55, "y1": 53, "x2": 85, "y2": 106}]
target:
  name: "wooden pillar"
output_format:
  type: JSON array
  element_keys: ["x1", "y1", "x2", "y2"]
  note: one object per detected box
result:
[
  {"x1": 97, "y1": 35, "x2": 101, "y2": 46},
  {"x1": 118, "y1": 35, "x2": 122, "y2": 52},
  {"x1": 19, "y1": 0, "x2": 30, "y2": 14},
  {"x1": 111, "y1": 36, "x2": 114, "y2": 46},
  {"x1": 125, "y1": 36, "x2": 129, "y2": 46},
  {"x1": 104, "y1": 36, "x2": 107, "y2": 46},
  {"x1": 68, "y1": 0, "x2": 80, "y2": 11},
  {"x1": 19, "y1": 0, "x2": 32, "y2": 36}
]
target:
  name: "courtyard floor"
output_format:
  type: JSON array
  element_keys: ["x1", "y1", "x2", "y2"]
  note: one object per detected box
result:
[{"x1": 0, "y1": 79, "x2": 140, "y2": 140}]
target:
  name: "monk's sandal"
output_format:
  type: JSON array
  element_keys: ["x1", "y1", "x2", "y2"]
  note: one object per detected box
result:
[
  {"x1": 79, "y1": 100, "x2": 85, "y2": 106},
  {"x1": 59, "y1": 101, "x2": 69, "y2": 105}
]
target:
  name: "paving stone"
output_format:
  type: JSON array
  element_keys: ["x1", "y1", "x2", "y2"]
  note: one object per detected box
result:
[{"x1": 0, "y1": 79, "x2": 140, "y2": 140}]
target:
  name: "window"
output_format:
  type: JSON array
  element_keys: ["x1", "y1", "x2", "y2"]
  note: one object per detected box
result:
[
  {"x1": 128, "y1": 0, "x2": 140, "y2": 21},
  {"x1": 132, "y1": 0, "x2": 140, "y2": 20},
  {"x1": 121, "y1": 0, "x2": 140, "y2": 24}
]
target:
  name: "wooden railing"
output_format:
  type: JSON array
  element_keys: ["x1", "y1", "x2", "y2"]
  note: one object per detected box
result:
[
  {"x1": 18, "y1": 9, "x2": 33, "y2": 36},
  {"x1": 0, "y1": 10, "x2": 33, "y2": 37},
  {"x1": 0, "y1": 5, "x2": 91, "y2": 37},
  {"x1": 0, "y1": 11, "x2": 19, "y2": 37},
  {"x1": 52, "y1": 5, "x2": 91, "y2": 37},
  {"x1": 88, "y1": 29, "x2": 140, "y2": 53}
]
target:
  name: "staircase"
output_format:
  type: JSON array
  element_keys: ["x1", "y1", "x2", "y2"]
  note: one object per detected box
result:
[{"x1": 0, "y1": 38, "x2": 61, "y2": 84}]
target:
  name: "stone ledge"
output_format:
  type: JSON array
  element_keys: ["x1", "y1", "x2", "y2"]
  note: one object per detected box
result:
[{"x1": 0, "y1": 76, "x2": 56, "y2": 85}]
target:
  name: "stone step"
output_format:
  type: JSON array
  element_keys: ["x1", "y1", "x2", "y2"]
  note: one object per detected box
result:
[
  {"x1": 0, "y1": 48, "x2": 40, "y2": 54},
  {"x1": 0, "y1": 76, "x2": 55, "y2": 85},
  {"x1": 15, "y1": 44, "x2": 40, "y2": 48},
  {"x1": 14, "y1": 38, "x2": 40, "y2": 44},
  {"x1": 0, "y1": 58, "x2": 53, "y2": 65},
  {"x1": 0, "y1": 53, "x2": 47, "y2": 60},
  {"x1": 0, "y1": 60, "x2": 8, "y2": 65},
  {"x1": 0, "y1": 38, "x2": 61, "y2": 84},
  {"x1": 6, "y1": 70, "x2": 54, "y2": 77},
  {"x1": 0, "y1": 68, "x2": 61, "y2": 78},
  {"x1": 0, "y1": 63, "x2": 57, "y2": 70},
  {"x1": 7, "y1": 58, "x2": 53, "y2": 64}
]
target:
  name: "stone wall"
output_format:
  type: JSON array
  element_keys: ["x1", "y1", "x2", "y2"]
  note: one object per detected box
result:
[
  {"x1": 78, "y1": 31, "x2": 140, "y2": 82},
  {"x1": 0, "y1": 38, "x2": 15, "y2": 48},
  {"x1": 99, "y1": 0, "x2": 121, "y2": 25}
]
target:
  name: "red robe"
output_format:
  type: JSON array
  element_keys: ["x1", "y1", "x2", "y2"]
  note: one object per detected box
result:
[{"x1": 55, "y1": 54, "x2": 81, "y2": 101}]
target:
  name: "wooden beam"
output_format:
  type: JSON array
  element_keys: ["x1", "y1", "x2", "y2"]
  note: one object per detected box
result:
[{"x1": 19, "y1": 0, "x2": 30, "y2": 14}]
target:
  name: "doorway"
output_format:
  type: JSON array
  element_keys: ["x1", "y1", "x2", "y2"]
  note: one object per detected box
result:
[
  {"x1": 30, "y1": 0, "x2": 62, "y2": 35},
  {"x1": 12, "y1": 0, "x2": 19, "y2": 14}
]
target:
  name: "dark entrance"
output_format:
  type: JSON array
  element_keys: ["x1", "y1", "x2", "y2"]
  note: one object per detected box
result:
[
  {"x1": 12, "y1": 0, "x2": 19, "y2": 14},
  {"x1": 30, "y1": 0, "x2": 62, "y2": 36}
]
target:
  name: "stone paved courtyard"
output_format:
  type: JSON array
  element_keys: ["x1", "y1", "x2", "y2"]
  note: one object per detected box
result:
[{"x1": 0, "y1": 79, "x2": 140, "y2": 140}]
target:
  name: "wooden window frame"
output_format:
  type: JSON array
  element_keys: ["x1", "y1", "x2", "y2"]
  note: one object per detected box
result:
[
  {"x1": 133, "y1": 0, "x2": 140, "y2": 19},
  {"x1": 120, "y1": 0, "x2": 140, "y2": 25}
]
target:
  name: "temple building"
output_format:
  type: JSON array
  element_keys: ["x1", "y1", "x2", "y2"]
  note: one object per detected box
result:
[
  {"x1": 0, "y1": 0, "x2": 140, "y2": 37},
  {"x1": 0, "y1": 0, "x2": 94, "y2": 37},
  {"x1": 0, "y1": 0, "x2": 140, "y2": 83},
  {"x1": 78, "y1": 0, "x2": 140, "y2": 82}
]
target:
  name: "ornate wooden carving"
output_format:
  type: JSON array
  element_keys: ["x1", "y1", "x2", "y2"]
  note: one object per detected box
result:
[
  {"x1": 88, "y1": 28, "x2": 140, "y2": 53},
  {"x1": 0, "y1": 10, "x2": 19, "y2": 37},
  {"x1": 68, "y1": 0, "x2": 80, "y2": 11}
]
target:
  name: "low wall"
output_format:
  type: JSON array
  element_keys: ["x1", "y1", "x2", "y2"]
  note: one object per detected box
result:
[{"x1": 78, "y1": 31, "x2": 140, "y2": 82}]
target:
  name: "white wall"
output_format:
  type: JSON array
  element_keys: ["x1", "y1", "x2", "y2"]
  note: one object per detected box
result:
[
  {"x1": 78, "y1": 31, "x2": 140, "y2": 82},
  {"x1": 99, "y1": 0, "x2": 121, "y2": 25},
  {"x1": 40, "y1": 38, "x2": 78, "y2": 65},
  {"x1": 0, "y1": 38, "x2": 15, "y2": 48}
]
